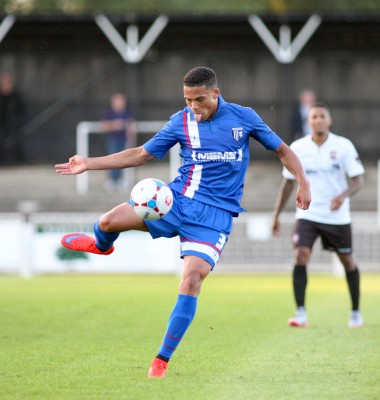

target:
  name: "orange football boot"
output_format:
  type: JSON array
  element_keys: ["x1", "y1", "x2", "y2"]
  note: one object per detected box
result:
[
  {"x1": 147, "y1": 357, "x2": 168, "y2": 378},
  {"x1": 61, "y1": 233, "x2": 114, "y2": 255}
]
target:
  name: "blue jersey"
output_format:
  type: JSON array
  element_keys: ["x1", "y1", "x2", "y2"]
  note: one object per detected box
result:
[{"x1": 144, "y1": 95, "x2": 282, "y2": 215}]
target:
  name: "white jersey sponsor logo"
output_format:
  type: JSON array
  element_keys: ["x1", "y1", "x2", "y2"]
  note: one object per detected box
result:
[{"x1": 191, "y1": 149, "x2": 243, "y2": 162}]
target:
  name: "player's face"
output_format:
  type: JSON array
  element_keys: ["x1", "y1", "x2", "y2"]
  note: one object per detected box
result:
[
  {"x1": 308, "y1": 106, "x2": 332, "y2": 137},
  {"x1": 183, "y1": 85, "x2": 219, "y2": 122}
]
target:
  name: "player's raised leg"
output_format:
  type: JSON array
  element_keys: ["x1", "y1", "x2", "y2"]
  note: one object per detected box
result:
[
  {"x1": 61, "y1": 202, "x2": 148, "y2": 254},
  {"x1": 148, "y1": 255, "x2": 211, "y2": 378}
]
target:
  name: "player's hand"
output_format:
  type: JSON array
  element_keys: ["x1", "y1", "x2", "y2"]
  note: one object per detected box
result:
[
  {"x1": 330, "y1": 194, "x2": 345, "y2": 211},
  {"x1": 296, "y1": 181, "x2": 311, "y2": 210},
  {"x1": 272, "y1": 216, "x2": 281, "y2": 237},
  {"x1": 55, "y1": 155, "x2": 88, "y2": 175}
]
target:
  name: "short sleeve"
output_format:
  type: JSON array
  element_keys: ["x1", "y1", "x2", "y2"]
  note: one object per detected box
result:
[
  {"x1": 342, "y1": 139, "x2": 365, "y2": 178},
  {"x1": 250, "y1": 110, "x2": 283, "y2": 151},
  {"x1": 143, "y1": 120, "x2": 178, "y2": 159}
]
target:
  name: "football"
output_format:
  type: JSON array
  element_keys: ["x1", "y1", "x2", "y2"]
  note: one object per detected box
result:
[{"x1": 130, "y1": 178, "x2": 173, "y2": 220}]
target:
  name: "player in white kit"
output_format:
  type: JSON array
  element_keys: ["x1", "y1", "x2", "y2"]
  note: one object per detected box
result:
[{"x1": 272, "y1": 102, "x2": 365, "y2": 328}]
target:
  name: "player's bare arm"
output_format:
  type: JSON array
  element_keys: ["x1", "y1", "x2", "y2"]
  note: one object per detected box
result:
[
  {"x1": 272, "y1": 178, "x2": 295, "y2": 237},
  {"x1": 55, "y1": 146, "x2": 155, "y2": 175},
  {"x1": 275, "y1": 142, "x2": 311, "y2": 210},
  {"x1": 330, "y1": 174, "x2": 364, "y2": 211}
]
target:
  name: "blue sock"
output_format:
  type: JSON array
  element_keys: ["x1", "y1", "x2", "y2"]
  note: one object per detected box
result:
[
  {"x1": 94, "y1": 221, "x2": 119, "y2": 251},
  {"x1": 157, "y1": 294, "x2": 197, "y2": 360}
]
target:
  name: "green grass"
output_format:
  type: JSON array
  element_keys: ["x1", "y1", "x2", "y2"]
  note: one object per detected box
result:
[{"x1": 0, "y1": 274, "x2": 379, "y2": 400}]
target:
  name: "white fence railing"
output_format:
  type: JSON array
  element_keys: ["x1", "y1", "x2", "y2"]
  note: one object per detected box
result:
[{"x1": 76, "y1": 120, "x2": 181, "y2": 195}]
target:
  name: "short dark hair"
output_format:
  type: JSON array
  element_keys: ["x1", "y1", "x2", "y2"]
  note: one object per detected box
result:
[
  {"x1": 309, "y1": 101, "x2": 329, "y2": 111},
  {"x1": 183, "y1": 67, "x2": 217, "y2": 89}
]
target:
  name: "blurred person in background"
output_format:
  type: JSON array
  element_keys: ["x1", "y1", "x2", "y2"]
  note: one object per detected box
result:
[
  {"x1": 0, "y1": 72, "x2": 26, "y2": 165},
  {"x1": 290, "y1": 89, "x2": 316, "y2": 140},
  {"x1": 272, "y1": 102, "x2": 365, "y2": 329},
  {"x1": 101, "y1": 93, "x2": 136, "y2": 191}
]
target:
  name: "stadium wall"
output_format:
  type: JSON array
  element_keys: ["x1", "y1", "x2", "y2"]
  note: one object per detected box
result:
[
  {"x1": 0, "y1": 212, "x2": 378, "y2": 276},
  {"x1": 0, "y1": 14, "x2": 379, "y2": 163}
]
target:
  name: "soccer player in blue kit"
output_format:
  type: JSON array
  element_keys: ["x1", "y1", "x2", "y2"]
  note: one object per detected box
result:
[{"x1": 56, "y1": 67, "x2": 311, "y2": 378}]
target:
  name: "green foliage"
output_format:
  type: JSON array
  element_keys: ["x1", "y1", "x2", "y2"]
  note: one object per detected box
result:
[
  {"x1": 0, "y1": 0, "x2": 379, "y2": 14},
  {"x1": 0, "y1": 274, "x2": 379, "y2": 399},
  {"x1": 56, "y1": 246, "x2": 89, "y2": 262}
]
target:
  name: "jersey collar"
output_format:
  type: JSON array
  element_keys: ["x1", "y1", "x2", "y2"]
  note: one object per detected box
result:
[{"x1": 208, "y1": 95, "x2": 226, "y2": 121}]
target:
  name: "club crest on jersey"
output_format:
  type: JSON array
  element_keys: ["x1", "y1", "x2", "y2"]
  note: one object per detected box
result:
[
  {"x1": 330, "y1": 150, "x2": 337, "y2": 160},
  {"x1": 232, "y1": 127, "x2": 243, "y2": 142}
]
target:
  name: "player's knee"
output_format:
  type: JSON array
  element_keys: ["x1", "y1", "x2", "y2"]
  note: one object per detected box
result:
[
  {"x1": 338, "y1": 254, "x2": 355, "y2": 271},
  {"x1": 179, "y1": 271, "x2": 207, "y2": 296},
  {"x1": 180, "y1": 256, "x2": 211, "y2": 296},
  {"x1": 98, "y1": 213, "x2": 115, "y2": 232},
  {"x1": 179, "y1": 280, "x2": 201, "y2": 296},
  {"x1": 295, "y1": 247, "x2": 311, "y2": 264}
]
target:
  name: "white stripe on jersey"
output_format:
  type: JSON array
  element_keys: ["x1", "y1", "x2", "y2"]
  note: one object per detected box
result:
[
  {"x1": 183, "y1": 164, "x2": 203, "y2": 198},
  {"x1": 181, "y1": 241, "x2": 220, "y2": 264},
  {"x1": 187, "y1": 112, "x2": 201, "y2": 148}
]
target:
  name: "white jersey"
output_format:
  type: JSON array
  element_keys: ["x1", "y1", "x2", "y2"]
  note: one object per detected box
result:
[{"x1": 283, "y1": 132, "x2": 365, "y2": 224}]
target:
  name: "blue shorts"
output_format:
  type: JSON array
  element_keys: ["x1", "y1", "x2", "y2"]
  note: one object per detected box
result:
[{"x1": 145, "y1": 190, "x2": 233, "y2": 269}]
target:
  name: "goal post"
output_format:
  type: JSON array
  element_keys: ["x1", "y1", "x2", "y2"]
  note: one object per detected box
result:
[{"x1": 76, "y1": 120, "x2": 180, "y2": 194}]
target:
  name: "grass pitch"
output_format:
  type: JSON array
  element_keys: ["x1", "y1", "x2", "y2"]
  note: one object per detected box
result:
[{"x1": 0, "y1": 273, "x2": 379, "y2": 400}]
